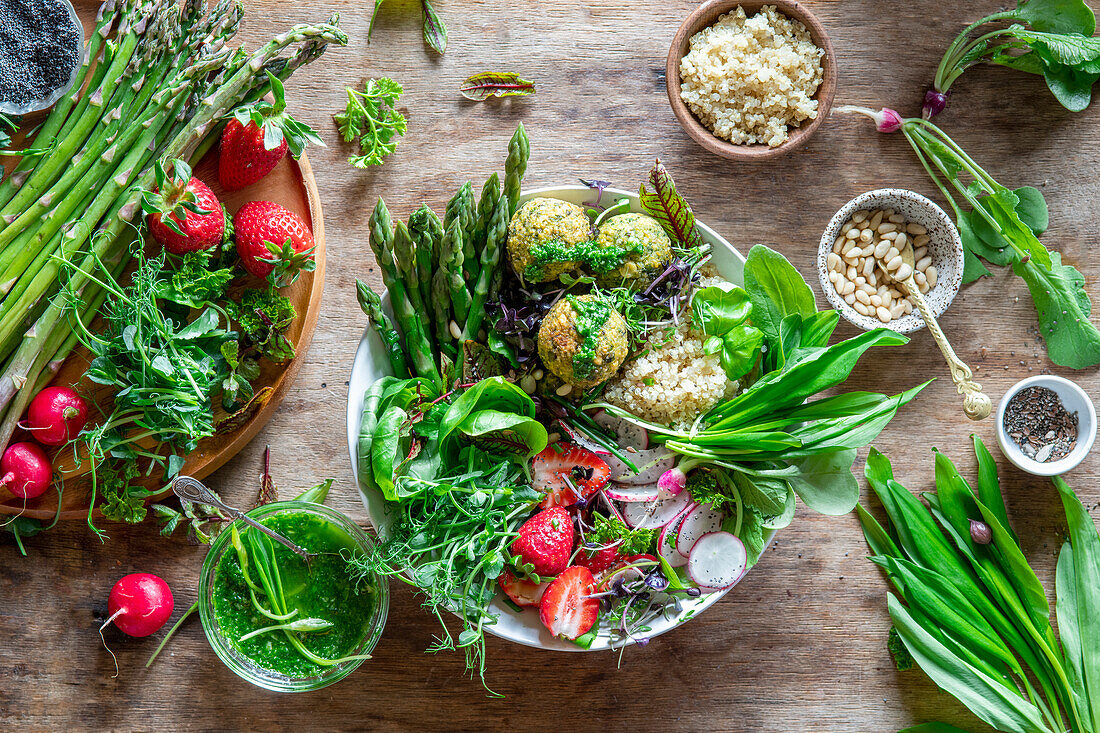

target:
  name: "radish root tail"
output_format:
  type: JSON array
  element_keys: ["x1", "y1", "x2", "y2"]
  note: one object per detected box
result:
[{"x1": 99, "y1": 608, "x2": 124, "y2": 678}]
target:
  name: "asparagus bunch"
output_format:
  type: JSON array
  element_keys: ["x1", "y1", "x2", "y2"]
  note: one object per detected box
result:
[
  {"x1": 360, "y1": 124, "x2": 530, "y2": 385},
  {"x1": 0, "y1": 0, "x2": 347, "y2": 451}
]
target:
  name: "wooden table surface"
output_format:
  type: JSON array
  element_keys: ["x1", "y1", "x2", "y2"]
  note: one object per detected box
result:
[{"x1": 3, "y1": 1, "x2": 1098, "y2": 730}]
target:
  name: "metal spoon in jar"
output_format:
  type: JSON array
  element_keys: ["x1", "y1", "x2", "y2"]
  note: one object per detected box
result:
[
  {"x1": 890, "y1": 242, "x2": 992, "y2": 421},
  {"x1": 172, "y1": 475, "x2": 318, "y2": 568}
]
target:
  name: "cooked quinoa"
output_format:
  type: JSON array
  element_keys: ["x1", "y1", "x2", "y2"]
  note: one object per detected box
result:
[
  {"x1": 603, "y1": 315, "x2": 738, "y2": 429},
  {"x1": 679, "y1": 5, "x2": 824, "y2": 148}
]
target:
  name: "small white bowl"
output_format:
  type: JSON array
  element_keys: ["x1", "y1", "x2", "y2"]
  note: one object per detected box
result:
[
  {"x1": 996, "y1": 375, "x2": 1096, "y2": 477},
  {"x1": 0, "y1": 0, "x2": 85, "y2": 116},
  {"x1": 818, "y1": 189, "x2": 964, "y2": 335}
]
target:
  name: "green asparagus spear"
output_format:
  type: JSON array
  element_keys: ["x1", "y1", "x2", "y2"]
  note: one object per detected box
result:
[
  {"x1": 392, "y1": 220, "x2": 430, "y2": 332},
  {"x1": 503, "y1": 123, "x2": 530, "y2": 217},
  {"x1": 408, "y1": 204, "x2": 442, "y2": 318},
  {"x1": 356, "y1": 279, "x2": 409, "y2": 378},
  {"x1": 461, "y1": 194, "x2": 508, "y2": 342},
  {"x1": 443, "y1": 219, "x2": 471, "y2": 328},
  {"x1": 472, "y1": 173, "x2": 500, "y2": 264},
  {"x1": 430, "y1": 239, "x2": 456, "y2": 354}
]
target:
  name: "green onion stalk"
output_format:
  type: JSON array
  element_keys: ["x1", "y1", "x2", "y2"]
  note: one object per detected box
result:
[{"x1": 0, "y1": 1, "x2": 347, "y2": 456}]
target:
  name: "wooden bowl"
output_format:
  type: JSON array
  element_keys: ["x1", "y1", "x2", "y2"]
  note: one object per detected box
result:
[
  {"x1": 665, "y1": 0, "x2": 837, "y2": 161},
  {"x1": 0, "y1": 150, "x2": 326, "y2": 521}
]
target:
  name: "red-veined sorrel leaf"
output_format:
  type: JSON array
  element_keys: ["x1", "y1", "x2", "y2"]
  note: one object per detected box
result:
[
  {"x1": 422, "y1": 0, "x2": 447, "y2": 55},
  {"x1": 460, "y1": 73, "x2": 536, "y2": 102},
  {"x1": 639, "y1": 159, "x2": 703, "y2": 248}
]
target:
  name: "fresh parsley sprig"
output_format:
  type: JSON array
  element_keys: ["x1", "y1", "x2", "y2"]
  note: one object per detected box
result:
[{"x1": 334, "y1": 78, "x2": 407, "y2": 169}]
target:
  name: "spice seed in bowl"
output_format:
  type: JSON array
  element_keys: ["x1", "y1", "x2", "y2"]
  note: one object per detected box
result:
[
  {"x1": 825, "y1": 209, "x2": 939, "y2": 324},
  {"x1": 1003, "y1": 386, "x2": 1079, "y2": 463}
]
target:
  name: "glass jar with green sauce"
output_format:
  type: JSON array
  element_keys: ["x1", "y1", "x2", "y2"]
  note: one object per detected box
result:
[{"x1": 199, "y1": 501, "x2": 389, "y2": 692}]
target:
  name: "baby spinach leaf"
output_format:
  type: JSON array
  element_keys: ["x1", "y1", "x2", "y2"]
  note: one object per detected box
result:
[
  {"x1": 1014, "y1": 252, "x2": 1100, "y2": 368},
  {"x1": 456, "y1": 410, "x2": 548, "y2": 459},
  {"x1": 437, "y1": 377, "x2": 537, "y2": 460},
  {"x1": 742, "y1": 244, "x2": 817, "y2": 344},
  {"x1": 759, "y1": 482, "x2": 797, "y2": 530},
  {"x1": 692, "y1": 286, "x2": 753, "y2": 334},
  {"x1": 717, "y1": 325, "x2": 764, "y2": 380}
]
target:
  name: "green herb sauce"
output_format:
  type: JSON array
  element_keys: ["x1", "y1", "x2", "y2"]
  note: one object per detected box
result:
[
  {"x1": 524, "y1": 238, "x2": 640, "y2": 281},
  {"x1": 212, "y1": 512, "x2": 377, "y2": 678},
  {"x1": 566, "y1": 295, "x2": 613, "y2": 381}
]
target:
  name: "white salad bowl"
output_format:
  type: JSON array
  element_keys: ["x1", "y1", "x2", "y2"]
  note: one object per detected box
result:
[{"x1": 346, "y1": 184, "x2": 773, "y2": 652}]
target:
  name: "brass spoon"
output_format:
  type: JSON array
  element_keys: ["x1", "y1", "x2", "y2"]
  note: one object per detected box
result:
[
  {"x1": 172, "y1": 475, "x2": 318, "y2": 569},
  {"x1": 890, "y1": 243, "x2": 992, "y2": 421}
]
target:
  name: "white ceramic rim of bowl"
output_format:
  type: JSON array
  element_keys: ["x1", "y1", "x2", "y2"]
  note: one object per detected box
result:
[
  {"x1": 0, "y1": 0, "x2": 86, "y2": 116},
  {"x1": 817, "y1": 188, "x2": 964, "y2": 336},
  {"x1": 995, "y1": 375, "x2": 1097, "y2": 477},
  {"x1": 346, "y1": 184, "x2": 774, "y2": 652}
]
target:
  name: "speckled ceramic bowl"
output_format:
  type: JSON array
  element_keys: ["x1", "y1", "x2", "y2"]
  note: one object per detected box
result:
[{"x1": 817, "y1": 189, "x2": 964, "y2": 335}]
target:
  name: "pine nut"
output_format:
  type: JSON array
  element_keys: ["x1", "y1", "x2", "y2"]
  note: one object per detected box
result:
[
  {"x1": 828, "y1": 270, "x2": 838, "y2": 283},
  {"x1": 886, "y1": 255, "x2": 903, "y2": 271},
  {"x1": 877, "y1": 222, "x2": 898, "y2": 234},
  {"x1": 855, "y1": 275, "x2": 866, "y2": 286},
  {"x1": 903, "y1": 301, "x2": 913, "y2": 314},
  {"x1": 884, "y1": 208, "x2": 895, "y2": 217},
  {"x1": 533, "y1": 369, "x2": 545, "y2": 380},
  {"x1": 914, "y1": 234, "x2": 930, "y2": 246},
  {"x1": 890, "y1": 303, "x2": 904, "y2": 319},
  {"x1": 859, "y1": 229, "x2": 873, "y2": 243},
  {"x1": 876, "y1": 306, "x2": 892, "y2": 323},
  {"x1": 841, "y1": 280, "x2": 855, "y2": 296},
  {"x1": 845, "y1": 228, "x2": 859, "y2": 240},
  {"x1": 913, "y1": 246, "x2": 927, "y2": 261},
  {"x1": 886, "y1": 246, "x2": 900, "y2": 262},
  {"x1": 855, "y1": 289, "x2": 870, "y2": 305},
  {"x1": 842, "y1": 221, "x2": 855, "y2": 234},
  {"x1": 450, "y1": 320, "x2": 462, "y2": 340},
  {"x1": 520, "y1": 375, "x2": 537, "y2": 394},
  {"x1": 867, "y1": 272, "x2": 878, "y2": 287},
  {"x1": 919, "y1": 281, "x2": 930, "y2": 294},
  {"x1": 870, "y1": 294, "x2": 882, "y2": 307},
  {"x1": 826, "y1": 252, "x2": 841, "y2": 270},
  {"x1": 841, "y1": 240, "x2": 856, "y2": 256},
  {"x1": 888, "y1": 214, "x2": 906, "y2": 224},
  {"x1": 926, "y1": 266, "x2": 938, "y2": 288},
  {"x1": 916, "y1": 256, "x2": 932, "y2": 272},
  {"x1": 556, "y1": 383, "x2": 573, "y2": 396},
  {"x1": 869, "y1": 210, "x2": 884, "y2": 229},
  {"x1": 862, "y1": 259, "x2": 875, "y2": 277},
  {"x1": 895, "y1": 263, "x2": 913, "y2": 281},
  {"x1": 894, "y1": 232, "x2": 907, "y2": 249},
  {"x1": 907, "y1": 223, "x2": 927, "y2": 235},
  {"x1": 880, "y1": 231, "x2": 898, "y2": 241},
  {"x1": 880, "y1": 292, "x2": 893, "y2": 309},
  {"x1": 846, "y1": 266, "x2": 857, "y2": 280},
  {"x1": 852, "y1": 210, "x2": 869, "y2": 223},
  {"x1": 874, "y1": 241, "x2": 891, "y2": 258},
  {"x1": 854, "y1": 301, "x2": 870, "y2": 316},
  {"x1": 844, "y1": 292, "x2": 856, "y2": 305}
]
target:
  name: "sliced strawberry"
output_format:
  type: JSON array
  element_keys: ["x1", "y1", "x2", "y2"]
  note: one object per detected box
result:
[
  {"x1": 498, "y1": 570, "x2": 550, "y2": 608},
  {"x1": 575, "y1": 543, "x2": 623, "y2": 574},
  {"x1": 531, "y1": 443, "x2": 610, "y2": 509},
  {"x1": 511, "y1": 507, "x2": 574, "y2": 577},
  {"x1": 539, "y1": 566, "x2": 599, "y2": 640}
]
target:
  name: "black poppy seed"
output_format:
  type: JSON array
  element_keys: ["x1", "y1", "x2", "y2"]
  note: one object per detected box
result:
[
  {"x1": 1003, "y1": 385, "x2": 1078, "y2": 463},
  {"x1": 0, "y1": 0, "x2": 82, "y2": 107}
]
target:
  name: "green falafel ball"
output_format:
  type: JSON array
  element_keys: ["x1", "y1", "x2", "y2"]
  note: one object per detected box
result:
[
  {"x1": 537, "y1": 294, "x2": 629, "y2": 389},
  {"x1": 507, "y1": 198, "x2": 592, "y2": 283},
  {"x1": 594, "y1": 213, "x2": 673, "y2": 287}
]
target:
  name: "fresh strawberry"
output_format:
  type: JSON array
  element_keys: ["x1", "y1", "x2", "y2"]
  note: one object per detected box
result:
[
  {"x1": 511, "y1": 506, "x2": 574, "y2": 577},
  {"x1": 531, "y1": 443, "x2": 610, "y2": 509},
  {"x1": 539, "y1": 566, "x2": 599, "y2": 640},
  {"x1": 575, "y1": 543, "x2": 623, "y2": 574},
  {"x1": 233, "y1": 200, "x2": 316, "y2": 286},
  {"x1": 141, "y1": 159, "x2": 224, "y2": 255},
  {"x1": 498, "y1": 570, "x2": 550, "y2": 608},
  {"x1": 219, "y1": 73, "x2": 324, "y2": 191}
]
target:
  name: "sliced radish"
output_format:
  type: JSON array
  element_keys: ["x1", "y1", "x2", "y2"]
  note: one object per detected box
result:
[
  {"x1": 622, "y1": 491, "x2": 692, "y2": 530},
  {"x1": 687, "y1": 532, "x2": 747, "y2": 592},
  {"x1": 604, "y1": 483, "x2": 660, "y2": 503},
  {"x1": 676, "y1": 503, "x2": 725, "y2": 559},
  {"x1": 608, "y1": 448, "x2": 675, "y2": 485},
  {"x1": 556, "y1": 421, "x2": 611, "y2": 456},
  {"x1": 658, "y1": 510, "x2": 690, "y2": 568},
  {"x1": 592, "y1": 410, "x2": 649, "y2": 450}
]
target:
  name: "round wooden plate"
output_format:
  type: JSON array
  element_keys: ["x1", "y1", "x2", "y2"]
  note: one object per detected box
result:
[{"x1": 0, "y1": 151, "x2": 326, "y2": 521}]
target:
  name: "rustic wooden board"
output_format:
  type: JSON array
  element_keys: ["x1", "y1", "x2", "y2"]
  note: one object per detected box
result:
[{"x1": 1, "y1": 1, "x2": 1097, "y2": 731}]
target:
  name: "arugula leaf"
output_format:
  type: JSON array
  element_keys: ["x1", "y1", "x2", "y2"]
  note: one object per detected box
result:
[
  {"x1": 732, "y1": 471, "x2": 788, "y2": 516},
  {"x1": 1014, "y1": 251, "x2": 1100, "y2": 368},
  {"x1": 334, "y1": 78, "x2": 407, "y2": 169}
]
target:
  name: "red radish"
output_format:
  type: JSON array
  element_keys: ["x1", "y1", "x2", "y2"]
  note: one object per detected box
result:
[
  {"x1": 0, "y1": 442, "x2": 52, "y2": 499},
  {"x1": 607, "y1": 448, "x2": 676, "y2": 486},
  {"x1": 621, "y1": 490, "x2": 691, "y2": 529},
  {"x1": 687, "y1": 532, "x2": 748, "y2": 592},
  {"x1": 25, "y1": 386, "x2": 88, "y2": 445},
  {"x1": 592, "y1": 410, "x2": 649, "y2": 450},
  {"x1": 604, "y1": 483, "x2": 660, "y2": 503},
  {"x1": 657, "y1": 466, "x2": 687, "y2": 496},
  {"x1": 658, "y1": 508, "x2": 691, "y2": 568},
  {"x1": 676, "y1": 503, "x2": 725, "y2": 559},
  {"x1": 99, "y1": 573, "x2": 174, "y2": 678}
]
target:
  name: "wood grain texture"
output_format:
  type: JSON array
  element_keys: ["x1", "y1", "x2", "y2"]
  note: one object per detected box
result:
[{"x1": 2, "y1": 1, "x2": 1098, "y2": 731}]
